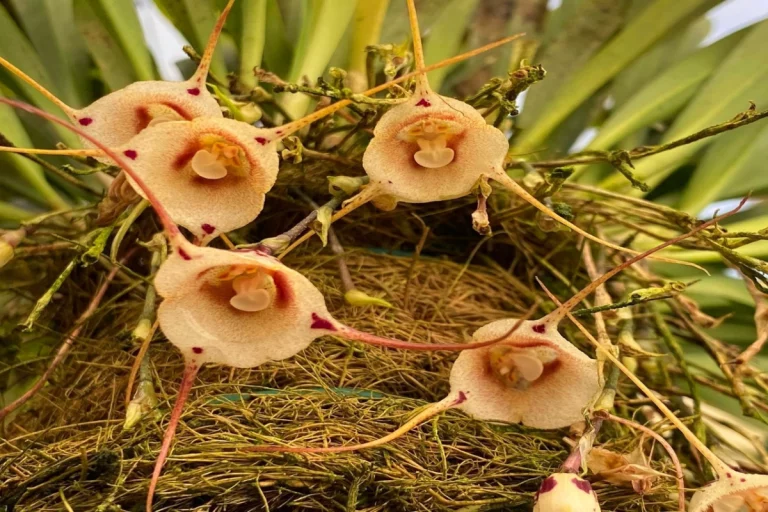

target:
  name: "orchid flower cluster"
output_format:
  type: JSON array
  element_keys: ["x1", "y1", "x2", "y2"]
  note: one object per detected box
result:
[{"x1": 0, "y1": 1, "x2": 761, "y2": 511}]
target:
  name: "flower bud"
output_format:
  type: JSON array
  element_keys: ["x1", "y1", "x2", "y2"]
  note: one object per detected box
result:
[
  {"x1": 533, "y1": 473, "x2": 601, "y2": 512},
  {"x1": 344, "y1": 289, "x2": 392, "y2": 308}
]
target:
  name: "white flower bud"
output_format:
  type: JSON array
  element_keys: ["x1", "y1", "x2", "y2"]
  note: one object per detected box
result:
[{"x1": 533, "y1": 473, "x2": 601, "y2": 512}]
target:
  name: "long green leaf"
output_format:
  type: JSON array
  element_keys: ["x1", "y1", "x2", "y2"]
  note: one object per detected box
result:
[
  {"x1": 421, "y1": 0, "x2": 480, "y2": 92},
  {"x1": 238, "y1": 0, "x2": 267, "y2": 89},
  {"x1": 0, "y1": 6, "x2": 79, "y2": 147},
  {"x1": 0, "y1": 92, "x2": 68, "y2": 209},
  {"x1": 601, "y1": 19, "x2": 768, "y2": 192},
  {"x1": 73, "y1": 0, "x2": 138, "y2": 91},
  {"x1": 517, "y1": 0, "x2": 628, "y2": 131},
  {"x1": 513, "y1": 0, "x2": 716, "y2": 154},
  {"x1": 281, "y1": 0, "x2": 358, "y2": 119},
  {"x1": 680, "y1": 122, "x2": 768, "y2": 214},
  {"x1": 347, "y1": 0, "x2": 390, "y2": 84},
  {"x1": 8, "y1": 0, "x2": 90, "y2": 108},
  {"x1": 261, "y1": 0, "x2": 292, "y2": 77},
  {"x1": 584, "y1": 30, "x2": 746, "y2": 153}
]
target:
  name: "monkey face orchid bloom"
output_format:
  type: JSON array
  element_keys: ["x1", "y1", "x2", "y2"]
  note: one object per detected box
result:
[
  {"x1": 690, "y1": 472, "x2": 768, "y2": 512},
  {"x1": 327, "y1": 0, "x2": 697, "y2": 270},
  {"x1": 363, "y1": 90, "x2": 509, "y2": 204},
  {"x1": 119, "y1": 118, "x2": 279, "y2": 241},
  {"x1": 0, "y1": 1, "x2": 234, "y2": 152},
  {"x1": 448, "y1": 318, "x2": 599, "y2": 429},
  {"x1": 533, "y1": 473, "x2": 601, "y2": 512}
]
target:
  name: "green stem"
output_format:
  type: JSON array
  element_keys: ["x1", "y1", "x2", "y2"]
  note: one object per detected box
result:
[{"x1": 0, "y1": 201, "x2": 34, "y2": 222}]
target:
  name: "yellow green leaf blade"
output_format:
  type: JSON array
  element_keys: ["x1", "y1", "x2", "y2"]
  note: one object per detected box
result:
[
  {"x1": 8, "y1": 0, "x2": 91, "y2": 108},
  {"x1": 585, "y1": 30, "x2": 746, "y2": 153},
  {"x1": 513, "y1": 0, "x2": 716, "y2": 154},
  {"x1": 601, "y1": 19, "x2": 768, "y2": 192},
  {"x1": 238, "y1": 0, "x2": 267, "y2": 90},
  {"x1": 422, "y1": 0, "x2": 480, "y2": 92},
  {"x1": 679, "y1": 122, "x2": 768, "y2": 214},
  {"x1": 85, "y1": 0, "x2": 157, "y2": 82}
]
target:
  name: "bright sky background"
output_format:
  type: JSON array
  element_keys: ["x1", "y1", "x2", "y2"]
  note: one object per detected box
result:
[{"x1": 135, "y1": 0, "x2": 768, "y2": 81}]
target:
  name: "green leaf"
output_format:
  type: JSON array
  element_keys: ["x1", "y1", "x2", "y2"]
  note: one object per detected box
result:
[
  {"x1": 261, "y1": 0, "x2": 292, "y2": 77},
  {"x1": 153, "y1": 0, "x2": 227, "y2": 79},
  {"x1": 347, "y1": 0, "x2": 390, "y2": 81},
  {"x1": 7, "y1": 0, "x2": 91, "y2": 108},
  {"x1": 602, "y1": 19, "x2": 768, "y2": 192},
  {"x1": 421, "y1": 0, "x2": 480, "y2": 92},
  {"x1": 238, "y1": 0, "x2": 267, "y2": 90},
  {"x1": 280, "y1": 0, "x2": 357, "y2": 119},
  {"x1": 680, "y1": 121, "x2": 768, "y2": 214},
  {"x1": 0, "y1": 91, "x2": 68, "y2": 210},
  {"x1": 0, "y1": 6, "x2": 79, "y2": 148},
  {"x1": 73, "y1": 0, "x2": 138, "y2": 91},
  {"x1": 517, "y1": 0, "x2": 629, "y2": 131},
  {"x1": 584, "y1": 30, "x2": 747, "y2": 153},
  {"x1": 513, "y1": 0, "x2": 717, "y2": 154}
]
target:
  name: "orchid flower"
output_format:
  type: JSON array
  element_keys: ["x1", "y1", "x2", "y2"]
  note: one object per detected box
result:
[
  {"x1": 0, "y1": 1, "x2": 237, "y2": 152},
  {"x1": 0, "y1": 36, "x2": 522, "y2": 243},
  {"x1": 315, "y1": 0, "x2": 695, "y2": 269},
  {"x1": 243, "y1": 205, "x2": 733, "y2": 456},
  {"x1": 0, "y1": 94, "x2": 536, "y2": 510}
]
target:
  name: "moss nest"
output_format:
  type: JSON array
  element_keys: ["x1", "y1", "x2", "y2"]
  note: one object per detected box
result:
[{"x1": 0, "y1": 186, "x2": 752, "y2": 511}]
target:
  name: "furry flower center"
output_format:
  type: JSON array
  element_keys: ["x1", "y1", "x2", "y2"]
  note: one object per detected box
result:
[
  {"x1": 229, "y1": 271, "x2": 275, "y2": 312},
  {"x1": 191, "y1": 139, "x2": 244, "y2": 180},
  {"x1": 398, "y1": 119, "x2": 463, "y2": 169},
  {"x1": 145, "y1": 103, "x2": 186, "y2": 128},
  {"x1": 489, "y1": 346, "x2": 549, "y2": 390}
]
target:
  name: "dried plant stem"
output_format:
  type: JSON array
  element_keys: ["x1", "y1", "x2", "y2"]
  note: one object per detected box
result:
[
  {"x1": 243, "y1": 395, "x2": 461, "y2": 453},
  {"x1": 125, "y1": 319, "x2": 160, "y2": 410},
  {"x1": 597, "y1": 411, "x2": 685, "y2": 512},
  {"x1": 0, "y1": 259, "x2": 124, "y2": 422},
  {"x1": 653, "y1": 305, "x2": 707, "y2": 443},
  {"x1": 735, "y1": 274, "x2": 768, "y2": 365}
]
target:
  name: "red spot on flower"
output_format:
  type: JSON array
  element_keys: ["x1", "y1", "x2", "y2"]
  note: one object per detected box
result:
[
  {"x1": 538, "y1": 476, "x2": 558, "y2": 495},
  {"x1": 124, "y1": 149, "x2": 137, "y2": 160},
  {"x1": 255, "y1": 137, "x2": 268, "y2": 145},
  {"x1": 201, "y1": 223, "x2": 215, "y2": 234},
  {"x1": 416, "y1": 98, "x2": 431, "y2": 107},
  {"x1": 178, "y1": 248, "x2": 191, "y2": 260},
  {"x1": 310, "y1": 313, "x2": 336, "y2": 331},
  {"x1": 78, "y1": 117, "x2": 93, "y2": 126},
  {"x1": 572, "y1": 478, "x2": 592, "y2": 493},
  {"x1": 187, "y1": 87, "x2": 201, "y2": 96},
  {"x1": 741, "y1": 478, "x2": 747, "y2": 482},
  {"x1": 727, "y1": 473, "x2": 732, "y2": 478},
  {"x1": 533, "y1": 324, "x2": 546, "y2": 334},
  {"x1": 456, "y1": 391, "x2": 468, "y2": 404},
  {"x1": 192, "y1": 347, "x2": 203, "y2": 354}
]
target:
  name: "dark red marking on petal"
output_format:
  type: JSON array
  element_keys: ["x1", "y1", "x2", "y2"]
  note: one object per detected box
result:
[
  {"x1": 192, "y1": 347, "x2": 203, "y2": 354},
  {"x1": 173, "y1": 140, "x2": 201, "y2": 171},
  {"x1": 456, "y1": 391, "x2": 468, "y2": 404},
  {"x1": 727, "y1": 473, "x2": 732, "y2": 478},
  {"x1": 187, "y1": 87, "x2": 201, "y2": 96},
  {"x1": 124, "y1": 149, "x2": 138, "y2": 160},
  {"x1": 539, "y1": 476, "x2": 558, "y2": 494},
  {"x1": 178, "y1": 248, "x2": 191, "y2": 260},
  {"x1": 572, "y1": 478, "x2": 592, "y2": 494},
  {"x1": 271, "y1": 271, "x2": 293, "y2": 309},
  {"x1": 78, "y1": 117, "x2": 93, "y2": 126},
  {"x1": 310, "y1": 313, "x2": 336, "y2": 331},
  {"x1": 741, "y1": 478, "x2": 747, "y2": 482},
  {"x1": 415, "y1": 98, "x2": 431, "y2": 107},
  {"x1": 255, "y1": 137, "x2": 268, "y2": 145},
  {"x1": 201, "y1": 223, "x2": 215, "y2": 234},
  {"x1": 532, "y1": 324, "x2": 546, "y2": 334}
]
